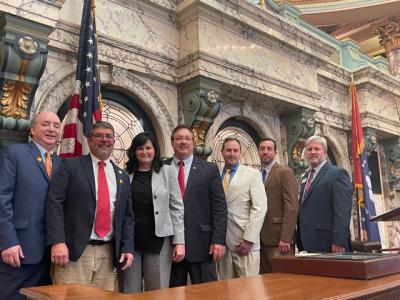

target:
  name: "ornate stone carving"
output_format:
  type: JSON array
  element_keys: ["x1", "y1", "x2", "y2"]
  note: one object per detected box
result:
[
  {"x1": 180, "y1": 76, "x2": 221, "y2": 158},
  {"x1": 375, "y1": 17, "x2": 400, "y2": 53},
  {"x1": 363, "y1": 127, "x2": 377, "y2": 155},
  {"x1": 382, "y1": 137, "x2": 400, "y2": 184},
  {"x1": 17, "y1": 37, "x2": 38, "y2": 55},
  {"x1": 1, "y1": 81, "x2": 31, "y2": 119},
  {"x1": 283, "y1": 108, "x2": 315, "y2": 174}
]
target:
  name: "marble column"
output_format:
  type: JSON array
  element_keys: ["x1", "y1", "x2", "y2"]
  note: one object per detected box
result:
[{"x1": 375, "y1": 16, "x2": 400, "y2": 77}]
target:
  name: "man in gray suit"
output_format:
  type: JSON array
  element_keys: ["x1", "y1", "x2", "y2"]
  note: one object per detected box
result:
[
  {"x1": 297, "y1": 135, "x2": 352, "y2": 253},
  {"x1": 218, "y1": 137, "x2": 267, "y2": 279}
]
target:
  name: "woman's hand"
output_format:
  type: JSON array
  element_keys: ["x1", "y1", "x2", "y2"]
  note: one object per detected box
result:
[{"x1": 172, "y1": 244, "x2": 185, "y2": 263}]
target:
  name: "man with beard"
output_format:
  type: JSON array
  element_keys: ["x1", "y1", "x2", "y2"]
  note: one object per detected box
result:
[
  {"x1": 46, "y1": 121, "x2": 134, "y2": 291},
  {"x1": 258, "y1": 138, "x2": 298, "y2": 273}
]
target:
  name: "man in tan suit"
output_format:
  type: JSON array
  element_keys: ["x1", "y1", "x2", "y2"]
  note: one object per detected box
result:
[
  {"x1": 258, "y1": 138, "x2": 298, "y2": 273},
  {"x1": 218, "y1": 137, "x2": 267, "y2": 279}
]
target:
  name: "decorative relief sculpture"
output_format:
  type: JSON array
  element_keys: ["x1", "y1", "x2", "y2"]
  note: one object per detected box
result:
[
  {"x1": 1, "y1": 81, "x2": 31, "y2": 118},
  {"x1": 17, "y1": 37, "x2": 38, "y2": 55}
]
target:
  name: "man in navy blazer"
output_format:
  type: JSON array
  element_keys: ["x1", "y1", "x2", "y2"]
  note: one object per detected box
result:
[
  {"x1": 46, "y1": 121, "x2": 134, "y2": 291},
  {"x1": 165, "y1": 125, "x2": 227, "y2": 287},
  {"x1": 0, "y1": 112, "x2": 61, "y2": 300},
  {"x1": 297, "y1": 135, "x2": 353, "y2": 253}
]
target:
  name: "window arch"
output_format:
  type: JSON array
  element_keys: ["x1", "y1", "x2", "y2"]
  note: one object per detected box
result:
[
  {"x1": 210, "y1": 118, "x2": 261, "y2": 170},
  {"x1": 57, "y1": 88, "x2": 157, "y2": 168}
]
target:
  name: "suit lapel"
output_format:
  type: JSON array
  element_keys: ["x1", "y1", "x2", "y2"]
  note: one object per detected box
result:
[
  {"x1": 302, "y1": 162, "x2": 330, "y2": 203},
  {"x1": 184, "y1": 157, "x2": 199, "y2": 200},
  {"x1": 265, "y1": 163, "x2": 279, "y2": 188},
  {"x1": 226, "y1": 164, "x2": 243, "y2": 198},
  {"x1": 152, "y1": 169, "x2": 161, "y2": 194},
  {"x1": 112, "y1": 162, "x2": 125, "y2": 205},
  {"x1": 83, "y1": 154, "x2": 96, "y2": 199},
  {"x1": 28, "y1": 142, "x2": 49, "y2": 181}
]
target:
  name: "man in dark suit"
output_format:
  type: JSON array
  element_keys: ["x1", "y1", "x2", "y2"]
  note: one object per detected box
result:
[
  {"x1": 166, "y1": 124, "x2": 227, "y2": 287},
  {"x1": 0, "y1": 111, "x2": 61, "y2": 300},
  {"x1": 46, "y1": 121, "x2": 134, "y2": 291},
  {"x1": 258, "y1": 138, "x2": 298, "y2": 273},
  {"x1": 297, "y1": 135, "x2": 353, "y2": 253}
]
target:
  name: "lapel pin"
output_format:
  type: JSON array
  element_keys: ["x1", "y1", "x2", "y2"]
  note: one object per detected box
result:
[{"x1": 37, "y1": 157, "x2": 42, "y2": 162}]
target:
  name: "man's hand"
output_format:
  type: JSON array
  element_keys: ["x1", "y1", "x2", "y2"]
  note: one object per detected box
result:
[
  {"x1": 172, "y1": 244, "x2": 185, "y2": 263},
  {"x1": 236, "y1": 240, "x2": 253, "y2": 256},
  {"x1": 209, "y1": 244, "x2": 226, "y2": 262},
  {"x1": 1, "y1": 245, "x2": 24, "y2": 267},
  {"x1": 332, "y1": 244, "x2": 345, "y2": 253},
  {"x1": 119, "y1": 252, "x2": 134, "y2": 270},
  {"x1": 51, "y1": 243, "x2": 69, "y2": 267},
  {"x1": 278, "y1": 240, "x2": 292, "y2": 254}
]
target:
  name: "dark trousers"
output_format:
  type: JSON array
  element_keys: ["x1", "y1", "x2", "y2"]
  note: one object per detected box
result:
[
  {"x1": 170, "y1": 259, "x2": 217, "y2": 287},
  {"x1": 0, "y1": 251, "x2": 51, "y2": 300}
]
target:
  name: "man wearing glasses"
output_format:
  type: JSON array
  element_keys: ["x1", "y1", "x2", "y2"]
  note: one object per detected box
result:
[
  {"x1": 46, "y1": 121, "x2": 134, "y2": 291},
  {"x1": 165, "y1": 124, "x2": 227, "y2": 287}
]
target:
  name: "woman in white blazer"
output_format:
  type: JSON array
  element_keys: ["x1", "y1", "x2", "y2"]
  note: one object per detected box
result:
[{"x1": 120, "y1": 132, "x2": 185, "y2": 293}]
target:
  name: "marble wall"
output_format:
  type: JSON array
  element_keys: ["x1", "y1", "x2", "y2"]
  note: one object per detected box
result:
[{"x1": 1, "y1": 0, "x2": 400, "y2": 246}]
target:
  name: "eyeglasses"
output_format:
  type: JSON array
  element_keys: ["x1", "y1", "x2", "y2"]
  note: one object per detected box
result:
[
  {"x1": 91, "y1": 133, "x2": 115, "y2": 140},
  {"x1": 174, "y1": 137, "x2": 193, "y2": 142}
]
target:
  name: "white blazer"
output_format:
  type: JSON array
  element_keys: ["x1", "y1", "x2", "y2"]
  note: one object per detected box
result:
[{"x1": 224, "y1": 164, "x2": 267, "y2": 251}]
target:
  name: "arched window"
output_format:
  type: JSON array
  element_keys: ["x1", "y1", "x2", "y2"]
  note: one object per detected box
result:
[
  {"x1": 57, "y1": 89, "x2": 156, "y2": 168},
  {"x1": 210, "y1": 118, "x2": 260, "y2": 170}
]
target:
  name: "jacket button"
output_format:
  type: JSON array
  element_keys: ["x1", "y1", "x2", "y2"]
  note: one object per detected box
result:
[
  {"x1": 154, "y1": 195, "x2": 157, "y2": 199},
  {"x1": 155, "y1": 211, "x2": 159, "y2": 215}
]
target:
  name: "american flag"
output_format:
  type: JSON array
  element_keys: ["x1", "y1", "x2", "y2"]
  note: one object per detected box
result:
[
  {"x1": 59, "y1": 0, "x2": 101, "y2": 157},
  {"x1": 350, "y1": 80, "x2": 380, "y2": 242}
]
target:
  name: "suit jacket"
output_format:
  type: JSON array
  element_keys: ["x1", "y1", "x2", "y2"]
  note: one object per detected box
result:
[
  {"x1": 0, "y1": 142, "x2": 60, "y2": 264},
  {"x1": 260, "y1": 163, "x2": 299, "y2": 246},
  {"x1": 46, "y1": 154, "x2": 134, "y2": 266},
  {"x1": 224, "y1": 164, "x2": 267, "y2": 252},
  {"x1": 129, "y1": 165, "x2": 184, "y2": 244},
  {"x1": 297, "y1": 162, "x2": 352, "y2": 252},
  {"x1": 165, "y1": 157, "x2": 227, "y2": 262}
]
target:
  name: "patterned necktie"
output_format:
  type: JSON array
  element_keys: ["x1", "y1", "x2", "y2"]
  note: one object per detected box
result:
[
  {"x1": 178, "y1": 160, "x2": 185, "y2": 197},
  {"x1": 223, "y1": 168, "x2": 231, "y2": 194},
  {"x1": 305, "y1": 168, "x2": 316, "y2": 193},
  {"x1": 262, "y1": 169, "x2": 267, "y2": 184},
  {"x1": 45, "y1": 152, "x2": 52, "y2": 178},
  {"x1": 95, "y1": 161, "x2": 111, "y2": 238}
]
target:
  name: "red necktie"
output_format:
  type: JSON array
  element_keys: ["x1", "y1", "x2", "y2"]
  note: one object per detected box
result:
[
  {"x1": 178, "y1": 160, "x2": 185, "y2": 197},
  {"x1": 95, "y1": 161, "x2": 111, "y2": 238},
  {"x1": 305, "y1": 169, "x2": 315, "y2": 193}
]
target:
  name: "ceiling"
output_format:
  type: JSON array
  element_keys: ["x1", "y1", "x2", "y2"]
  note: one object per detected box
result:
[{"x1": 275, "y1": 0, "x2": 400, "y2": 58}]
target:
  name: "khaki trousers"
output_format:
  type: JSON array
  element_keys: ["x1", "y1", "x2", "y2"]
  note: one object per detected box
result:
[
  {"x1": 52, "y1": 243, "x2": 116, "y2": 291},
  {"x1": 218, "y1": 249, "x2": 260, "y2": 279}
]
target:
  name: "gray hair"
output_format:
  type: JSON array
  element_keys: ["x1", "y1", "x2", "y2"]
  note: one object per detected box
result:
[
  {"x1": 305, "y1": 135, "x2": 327, "y2": 152},
  {"x1": 89, "y1": 121, "x2": 115, "y2": 137}
]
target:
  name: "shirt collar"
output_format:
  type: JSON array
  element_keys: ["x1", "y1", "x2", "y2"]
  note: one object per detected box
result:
[
  {"x1": 224, "y1": 162, "x2": 239, "y2": 172},
  {"x1": 32, "y1": 140, "x2": 51, "y2": 158},
  {"x1": 90, "y1": 152, "x2": 111, "y2": 166},
  {"x1": 312, "y1": 160, "x2": 327, "y2": 174},
  {"x1": 262, "y1": 160, "x2": 276, "y2": 174},
  {"x1": 173, "y1": 154, "x2": 193, "y2": 166}
]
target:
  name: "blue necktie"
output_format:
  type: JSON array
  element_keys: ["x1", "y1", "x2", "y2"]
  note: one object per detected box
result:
[{"x1": 262, "y1": 169, "x2": 267, "y2": 183}]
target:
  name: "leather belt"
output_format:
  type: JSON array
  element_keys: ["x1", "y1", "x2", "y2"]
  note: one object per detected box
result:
[{"x1": 88, "y1": 240, "x2": 111, "y2": 246}]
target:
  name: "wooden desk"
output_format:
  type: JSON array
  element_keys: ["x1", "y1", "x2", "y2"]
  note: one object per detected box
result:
[{"x1": 21, "y1": 272, "x2": 400, "y2": 300}]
